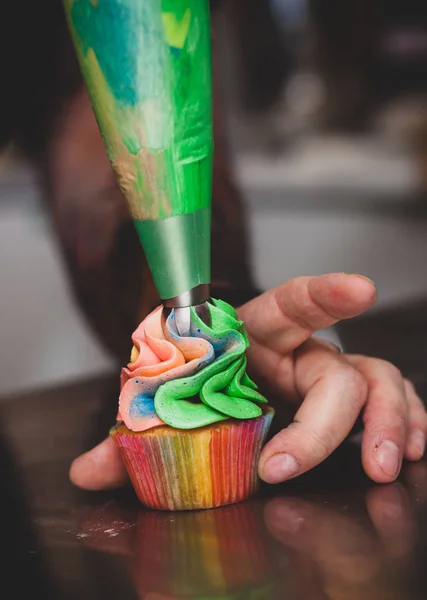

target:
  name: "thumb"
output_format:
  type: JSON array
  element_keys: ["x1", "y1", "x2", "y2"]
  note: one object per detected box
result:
[{"x1": 70, "y1": 437, "x2": 129, "y2": 491}]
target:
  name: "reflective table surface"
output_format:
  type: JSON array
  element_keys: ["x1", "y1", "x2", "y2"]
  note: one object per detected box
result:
[{"x1": 1, "y1": 374, "x2": 427, "y2": 600}]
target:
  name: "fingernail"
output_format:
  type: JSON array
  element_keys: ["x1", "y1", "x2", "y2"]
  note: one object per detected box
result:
[
  {"x1": 343, "y1": 273, "x2": 375, "y2": 285},
  {"x1": 354, "y1": 274, "x2": 376, "y2": 286},
  {"x1": 262, "y1": 454, "x2": 300, "y2": 484},
  {"x1": 374, "y1": 440, "x2": 401, "y2": 478},
  {"x1": 408, "y1": 429, "x2": 426, "y2": 458}
]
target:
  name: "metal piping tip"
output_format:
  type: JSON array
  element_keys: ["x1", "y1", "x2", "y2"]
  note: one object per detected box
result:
[
  {"x1": 161, "y1": 303, "x2": 211, "y2": 337},
  {"x1": 163, "y1": 283, "x2": 210, "y2": 309},
  {"x1": 161, "y1": 284, "x2": 211, "y2": 337},
  {"x1": 165, "y1": 303, "x2": 211, "y2": 337}
]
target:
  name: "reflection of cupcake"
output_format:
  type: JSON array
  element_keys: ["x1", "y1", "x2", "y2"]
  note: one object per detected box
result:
[
  {"x1": 111, "y1": 299, "x2": 274, "y2": 511},
  {"x1": 132, "y1": 502, "x2": 280, "y2": 598}
]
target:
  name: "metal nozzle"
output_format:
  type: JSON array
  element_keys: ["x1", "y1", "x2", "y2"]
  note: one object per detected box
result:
[
  {"x1": 163, "y1": 284, "x2": 210, "y2": 308},
  {"x1": 162, "y1": 284, "x2": 211, "y2": 336}
]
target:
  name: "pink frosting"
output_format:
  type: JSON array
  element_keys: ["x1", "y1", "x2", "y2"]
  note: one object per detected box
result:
[{"x1": 118, "y1": 306, "x2": 213, "y2": 432}]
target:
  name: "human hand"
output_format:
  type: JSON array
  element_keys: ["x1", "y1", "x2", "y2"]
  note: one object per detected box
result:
[
  {"x1": 70, "y1": 273, "x2": 427, "y2": 490},
  {"x1": 239, "y1": 273, "x2": 427, "y2": 484}
]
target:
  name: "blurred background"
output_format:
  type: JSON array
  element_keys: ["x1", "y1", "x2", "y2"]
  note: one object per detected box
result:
[{"x1": 1, "y1": 0, "x2": 427, "y2": 396}]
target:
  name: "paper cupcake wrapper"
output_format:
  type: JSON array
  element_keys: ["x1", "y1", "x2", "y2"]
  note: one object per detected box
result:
[{"x1": 111, "y1": 407, "x2": 274, "y2": 511}]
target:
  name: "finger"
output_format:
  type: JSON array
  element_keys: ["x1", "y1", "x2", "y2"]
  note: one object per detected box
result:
[
  {"x1": 366, "y1": 483, "x2": 414, "y2": 558},
  {"x1": 348, "y1": 356, "x2": 408, "y2": 483},
  {"x1": 259, "y1": 340, "x2": 368, "y2": 483},
  {"x1": 69, "y1": 437, "x2": 129, "y2": 490},
  {"x1": 403, "y1": 379, "x2": 427, "y2": 460},
  {"x1": 238, "y1": 273, "x2": 377, "y2": 356},
  {"x1": 253, "y1": 338, "x2": 342, "y2": 403}
]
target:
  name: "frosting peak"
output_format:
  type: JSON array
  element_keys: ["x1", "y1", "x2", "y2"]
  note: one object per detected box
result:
[{"x1": 119, "y1": 299, "x2": 267, "y2": 431}]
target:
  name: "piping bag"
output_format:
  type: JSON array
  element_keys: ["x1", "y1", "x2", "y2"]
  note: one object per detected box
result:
[{"x1": 63, "y1": 0, "x2": 213, "y2": 334}]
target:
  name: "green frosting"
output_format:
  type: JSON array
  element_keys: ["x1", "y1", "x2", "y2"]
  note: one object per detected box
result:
[{"x1": 154, "y1": 299, "x2": 267, "y2": 429}]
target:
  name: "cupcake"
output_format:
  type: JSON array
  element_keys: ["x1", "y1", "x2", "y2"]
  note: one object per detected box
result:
[{"x1": 111, "y1": 298, "x2": 274, "y2": 510}]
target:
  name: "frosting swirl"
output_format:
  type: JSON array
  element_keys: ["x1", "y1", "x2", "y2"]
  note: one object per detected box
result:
[{"x1": 119, "y1": 299, "x2": 267, "y2": 431}]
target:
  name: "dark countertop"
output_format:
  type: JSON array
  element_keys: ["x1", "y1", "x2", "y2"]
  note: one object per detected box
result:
[{"x1": 2, "y1": 302, "x2": 427, "y2": 600}]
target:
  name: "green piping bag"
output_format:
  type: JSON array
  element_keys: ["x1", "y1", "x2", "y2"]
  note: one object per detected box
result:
[{"x1": 63, "y1": 0, "x2": 212, "y2": 303}]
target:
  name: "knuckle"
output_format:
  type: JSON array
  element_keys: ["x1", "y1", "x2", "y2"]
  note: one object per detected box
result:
[
  {"x1": 376, "y1": 359, "x2": 403, "y2": 381},
  {"x1": 365, "y1": 407, "x2": 409, "y2": 435},
  {"x1": 395, "y1": 411, "x2": 409, "y2": 430},
  {"x1": 347, "y1": 366, "x2": 368, "y2": 393},
  {"x1": 333, "y1": 365, "x2": 368, "y2": 410},
  {"x1": 305, "y1": 427, "x2": 332, "y2": 460},
  {"x1": 285, "y1": 421, "x2": 331, "y2": 462}
]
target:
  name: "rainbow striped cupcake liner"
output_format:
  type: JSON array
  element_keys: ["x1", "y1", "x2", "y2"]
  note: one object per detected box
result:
[{"x1": 110, "y1": 407, "x2": 274, "y2": 511}]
